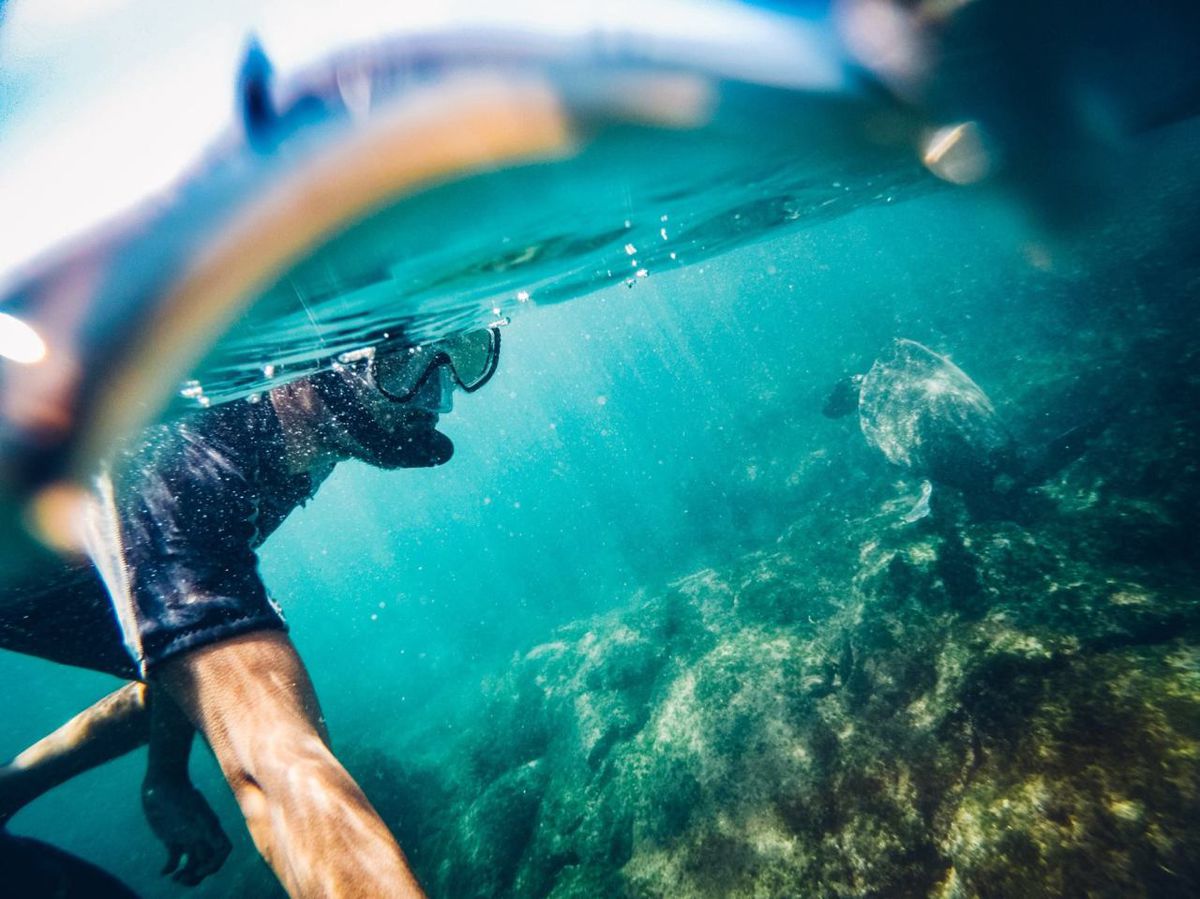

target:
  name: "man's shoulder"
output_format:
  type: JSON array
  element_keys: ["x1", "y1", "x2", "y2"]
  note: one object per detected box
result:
[
  {"x1": 132, "y1": 398, "x2": 279, "y2": 467},
  {"x1": 182, "y1": 395, "x2": 280, "y2": 445},
  {"x1": 109, "y1": 398, "x2": 284, "y2": 510}
]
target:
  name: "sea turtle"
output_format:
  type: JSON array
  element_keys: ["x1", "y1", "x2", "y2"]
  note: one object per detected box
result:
[
  {"x1": 825, "y1": 338, "x2": 1106, "y2": 520},
  {"x1": 824, "y1": 339, "x2": 1019, "y2": 517}
]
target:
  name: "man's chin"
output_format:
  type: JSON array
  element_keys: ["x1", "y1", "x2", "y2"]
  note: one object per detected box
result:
[{"x1": 354, "y1": 428, "x2": 454, "y2": 469}]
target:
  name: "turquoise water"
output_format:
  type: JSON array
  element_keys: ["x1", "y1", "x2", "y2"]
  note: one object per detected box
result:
[
  {"x1": 3, "y1": 101, "x2": 1199, "y2": 896},
  {"x1": 190, "y1": 90, "x2": 933, "y2": 404}
]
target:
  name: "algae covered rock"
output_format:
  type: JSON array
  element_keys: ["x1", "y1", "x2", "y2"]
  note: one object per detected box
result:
[
  {"x1": 352, "y1": 461, "x2": 1200, "y2": 898},
  {"x1": 938, "y1": 645, "x2": 1200, "y2": 898},
  {"x1": 342, "y1": 289, "x2": 1200, "y2": 897}
]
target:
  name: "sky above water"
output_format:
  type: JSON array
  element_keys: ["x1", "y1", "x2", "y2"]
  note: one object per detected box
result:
[{"x1": 0, "y1": 0, "x2": 842, "y2": 284}]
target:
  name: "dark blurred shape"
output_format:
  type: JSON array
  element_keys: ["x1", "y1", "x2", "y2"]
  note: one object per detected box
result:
[
  {"x1": 237, "y1": 38, "x2": 278, "y2": 151},
  {"x1": 821, "y1": 373, "x2": 863, "y2": 419},
  {"x1": 919, "y1": 0, "x2": 1200, "y2": 226},
  {"x1": 829, "y1": 0, "x2": 1200, "y2": 225},
  {"x1": 0, "y1": 831, "x2": 140, "y2": 898}
]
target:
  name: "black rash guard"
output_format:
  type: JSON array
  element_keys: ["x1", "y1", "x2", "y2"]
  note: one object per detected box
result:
[{"x1": 0, "y1": 397, "x2": 328, "y2": 679}]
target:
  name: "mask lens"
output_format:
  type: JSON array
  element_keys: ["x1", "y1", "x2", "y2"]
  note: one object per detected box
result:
[
  {"x1": 372, "y1": 327, "x2": 500, "y2": 401},
  {"x1": 374, "y1": 345, "x2": 435, "y2": 400},
  {"x1": 440, "y1": 328, "x2": 499, "y2": 391}
]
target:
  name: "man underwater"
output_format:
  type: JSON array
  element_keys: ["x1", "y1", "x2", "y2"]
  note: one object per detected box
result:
[{"x1": 0, "y1": 326, "x2": 502, "y2": 897}]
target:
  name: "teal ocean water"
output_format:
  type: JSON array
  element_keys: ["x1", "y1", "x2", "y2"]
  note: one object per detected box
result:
[{"x1": 3, "y1": 98, "x2": 1199, "y2": 896}]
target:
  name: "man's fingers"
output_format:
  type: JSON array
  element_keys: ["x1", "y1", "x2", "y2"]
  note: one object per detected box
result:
[
  {"x1": 145, "y1": 780, "x2": 233, "y2": 885},
  {"x1": 172, "y1": 832, "x2": 232, "y2": 886},
  {"x1": 161, "y1": 845, "x2": 183, "y2": 876},
  {"x1": 173, "y1": 845, "x2": 206, "y2": 886}
]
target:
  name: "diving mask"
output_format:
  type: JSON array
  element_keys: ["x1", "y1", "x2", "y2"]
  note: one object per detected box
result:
[{"x1": 371, "y1": 327, "x2": 501, "y2": 403}]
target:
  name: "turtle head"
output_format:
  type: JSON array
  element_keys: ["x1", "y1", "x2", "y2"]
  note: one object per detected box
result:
[{"x1": 822, "y1": 374, "x2": 864, "y2": 419}]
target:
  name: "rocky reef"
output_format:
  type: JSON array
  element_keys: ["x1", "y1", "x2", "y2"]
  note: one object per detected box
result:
[{"x1": 339, "y1": 313, "x2": 1200, "y2": 899}]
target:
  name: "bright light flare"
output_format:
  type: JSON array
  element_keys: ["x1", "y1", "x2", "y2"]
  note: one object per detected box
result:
[
  {"x1": 922, "y1": 121, "x2": 992, "y2": 185},
  {"x1": 29, "y1": 481, "x2": 91, "y2": 554},
  {"x1": 0, "y1": 311, "x2": 48, "y2": 364}
]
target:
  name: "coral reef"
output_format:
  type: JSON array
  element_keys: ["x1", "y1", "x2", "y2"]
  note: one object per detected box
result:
[{"x1": 347, "y1": 307, "x2": 1200, "y2": 897}]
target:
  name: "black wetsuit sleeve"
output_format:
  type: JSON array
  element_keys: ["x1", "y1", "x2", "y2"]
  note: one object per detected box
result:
[{"x1": 108, "y1": 419, "x2": 286, "y2": 674}]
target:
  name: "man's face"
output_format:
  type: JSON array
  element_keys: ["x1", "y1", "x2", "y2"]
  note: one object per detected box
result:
[
  {"x1": 318, "y1": 327, "x2": 499, "y2": 470},
  {"x1": 362, "y1": 364, "x2": 454, "y2": 432},
  {"x1": 324, "y1": 364, "x2": 456, "y2": 469}
]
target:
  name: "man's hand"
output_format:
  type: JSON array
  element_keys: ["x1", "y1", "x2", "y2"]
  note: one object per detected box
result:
[{"x1": 141, "y1": 777, "x2": 231, "y2": 886}]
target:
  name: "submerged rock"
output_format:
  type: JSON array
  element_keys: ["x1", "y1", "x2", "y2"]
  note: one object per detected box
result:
[
  {"x1": 354, "y1": 480, "x2": 1199, "y2": 897},
  {"x1": 340, "y1": 295, "x2": 1200, "y2": 897},
  {"x1": 938, "y1": 645, "x2": 1200, "y2": 898}
]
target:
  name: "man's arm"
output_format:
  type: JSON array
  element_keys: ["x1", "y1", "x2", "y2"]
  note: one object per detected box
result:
[
  {"x1": 155, "y1": 629, "x2": 425, "y2": 899},
  {"x1": 0, "y1": 681, "x2": 231, "y2": 884},
  {"x1": 0, "y1": 682, "x2": 149, "y2": 824},
  {"x1": 141, "y1": 686, "x2": 232, "y2": 885}
]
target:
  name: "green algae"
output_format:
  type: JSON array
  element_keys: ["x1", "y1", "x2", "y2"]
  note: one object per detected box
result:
[{"x1": 336, "y1": 317, "x2": 1200, "y2": 898}]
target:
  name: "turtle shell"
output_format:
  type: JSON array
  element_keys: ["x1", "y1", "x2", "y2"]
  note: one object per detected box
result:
[{"x1": 858, "y1": 339, "x2": 1013, "y2": 490}]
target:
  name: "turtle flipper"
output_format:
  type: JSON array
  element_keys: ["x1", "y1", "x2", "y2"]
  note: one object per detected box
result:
[
  {"x1": 903, "y1": 479, "x2": 934, "y2": 523},
  {"x1": 1018, "y1": 415, "x2": 1110, "y2": 487}
]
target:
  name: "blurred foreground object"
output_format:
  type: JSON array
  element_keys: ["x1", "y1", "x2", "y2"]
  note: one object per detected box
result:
[
  {"x1": 838, "y1": 0, "x2": 1200, "y2": 223},
  {"x1": 2, "y1": 0, "x2": 1198, "y2": 564},
  {"x1": 0, "y1": 3, "x2": 854, "y2": 563}
]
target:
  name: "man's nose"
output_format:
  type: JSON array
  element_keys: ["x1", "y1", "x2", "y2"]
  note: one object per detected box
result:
[
  {"x1": 411, "y1": 365, "x2": 454, "y2": 413},
  {"x1": 434, "y1": 365, "x2": 455, "y2": 413}
]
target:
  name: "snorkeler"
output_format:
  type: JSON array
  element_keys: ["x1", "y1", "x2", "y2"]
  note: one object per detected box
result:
[
  {"x1": 0, "y1": 327, "x2": 502, "y2": 897},
  {"x1": 823, "y1": 338, "x2": 1103, "y2": 518}
]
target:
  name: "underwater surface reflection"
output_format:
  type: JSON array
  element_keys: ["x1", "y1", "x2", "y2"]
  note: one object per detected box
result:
[{"x1": 4, "y1": 149, "x2": 1199, "y2": 894}]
